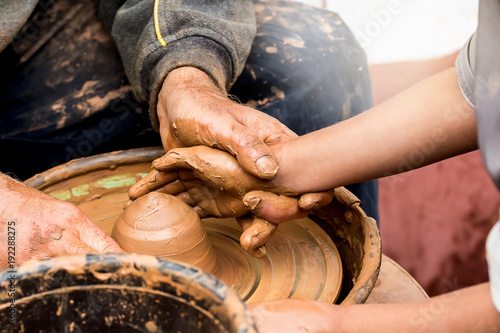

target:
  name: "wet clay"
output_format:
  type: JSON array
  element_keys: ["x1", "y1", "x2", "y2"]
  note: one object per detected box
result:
[
  {"x1": 111, "y1": 188, "x2": 342, "y2": 303},
  {"x1": 111, "y1": 192, "x2": 218, "y2": 274}
]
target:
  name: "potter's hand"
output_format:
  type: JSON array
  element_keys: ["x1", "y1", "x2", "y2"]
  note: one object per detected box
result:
[
  {"x1": 129, "y1": 146, "x2": 334, "y2": 222},
  {"x1": 130, "y1": 146, "x2": 299, "y2": 218},
  {"x1": 249, "y1": 299, "x2": 338, "y2": 333},
  {"x1": 128, "y1": 146, "x2": 335, "y2": 256},
  {"x1": 157, "y1": 66, "x2": 297, "y2": 180},
  {"x1": 0, "y1": 174, "x2": 122, "y2": 269}
]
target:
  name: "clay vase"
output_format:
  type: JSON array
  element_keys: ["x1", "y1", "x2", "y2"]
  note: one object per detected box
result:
[{"x1": 111, "y1": 191, "x2": 218, "y2": 274}]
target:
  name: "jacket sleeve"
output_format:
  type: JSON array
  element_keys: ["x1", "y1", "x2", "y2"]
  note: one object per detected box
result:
[
  {"x1": 455, "y1": 31, "x2": 477, "y2": 108},
  {"x1": 99, "y1": 0, "x2": 257, "y2": 129}
]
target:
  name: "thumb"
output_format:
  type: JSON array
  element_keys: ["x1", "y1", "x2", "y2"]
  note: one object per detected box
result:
[
  {"x1": 237, "y1": 215, "x2": 278, "y2": 258},
  {"x1": 298, "y1": 190, "x2": 335, "y2": 211},
  {"x1": 243, "y1": 191, "x2": 309, "y2": 224},
  {"x1": 225, "y1": 128, "x2": 279, "y2": 180},
  {"x1": 76, "y1": 219, "x2": 124, "y2": 254},
  {"x1": 61, "y1": 237, "x2": 97, "y2": 255}
]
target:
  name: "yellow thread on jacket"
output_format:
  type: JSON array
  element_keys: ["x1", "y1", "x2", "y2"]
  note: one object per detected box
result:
[{"x1": 154, "y1": 0, "x2": 167, "y2": 46}]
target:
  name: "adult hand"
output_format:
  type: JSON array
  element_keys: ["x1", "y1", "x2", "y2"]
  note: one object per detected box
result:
[
  {"x1": 129, "y1": 145, "x2": 299, "y2": 216},
  {"x1": 129, "y1": 146, "x2": 335, "y2": 221},
  {"x1": 128, "y1": 146, "x2": 334, "y2": 255},
  {"x1": 0, "y1": 174, "x2": 122, "y2": 269},
  {"x1": 147, "y1": 66, "x2": 336, "y2": 253},
  {"x1": 157, "y1": 66, "x2": 297, "y2": 180}
]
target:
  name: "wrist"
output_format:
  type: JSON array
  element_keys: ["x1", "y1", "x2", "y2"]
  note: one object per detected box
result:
[
  {"x1": 162, "y1": 67, "x2": 218, "y2": 97},
  {"x1": 157, "y1": 67, "x2": 223, "y2": 129},
  {"x1": 268, "y1": 142, "x2": 292, "y2": 189}
]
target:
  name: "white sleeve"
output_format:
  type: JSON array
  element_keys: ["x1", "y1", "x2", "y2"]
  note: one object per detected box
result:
[{"x1": 487, "y1": 221, "x2": 500, "y2": 312}]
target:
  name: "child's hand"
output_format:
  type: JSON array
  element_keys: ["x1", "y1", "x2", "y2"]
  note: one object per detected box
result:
[{"x1": 127, "y1": 146, "x2": 334, "y2": 256}]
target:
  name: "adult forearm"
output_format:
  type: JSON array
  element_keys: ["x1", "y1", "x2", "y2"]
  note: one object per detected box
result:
[{"x1": 271, "y1": 68, "x2": 477, "y2": 192}]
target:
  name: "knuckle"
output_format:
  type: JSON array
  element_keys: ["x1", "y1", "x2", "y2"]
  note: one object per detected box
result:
[
  {"x1": 62, "y1": 203, "x2": 88, "y2": 223},
  {"x1": 234, "y1": 131, "x2": 263, "y2": 151}
]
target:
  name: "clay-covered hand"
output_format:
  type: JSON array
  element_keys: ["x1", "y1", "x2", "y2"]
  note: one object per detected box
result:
[
  {"x1": 0, "y1": 174, "x2": 123, "y2": 269},
  {"x1": 249, "y1": 299, "x2": 339, "y2": 333},
  {"x1": 157, "y1": 66, "x2": 297, "y2": 180},
  {"x1": 242, "y1": 190, "x2": 335, "y2": 224},
  {"x1": 128, "y1": 146, "x2": 335, "y2": 256},
  {"x1": 130, "y1": 145, "x2": 299, "y2": 218},
  {"x1": 129, "y1": 146, "x2": 334, "y2": 222}
]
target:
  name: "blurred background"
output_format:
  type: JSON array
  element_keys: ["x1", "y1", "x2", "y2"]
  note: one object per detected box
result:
[{"x1": 297, "y1": 0, "x2": 500, "y2": 297}]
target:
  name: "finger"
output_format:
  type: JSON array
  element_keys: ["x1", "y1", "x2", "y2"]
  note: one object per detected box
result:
[
  {"x1": 239, "y1": 216, "x2": 278, "y2": 258},
  {"x1": 156, "y1": 179, "x2": 186, "y2": 196},
  {"x1": 182, "y1": 180, "x2": 248, "y2": 218},
  {"x1": 153, "y1": 148, "x2": 232, "y2": 186},
  {"x1": 243, "y1": 191, "x2": 308, "y2": 224},
  {"x1": 215, "y1": 123, "x2": 279, "y2": 180},
  {"x1": 236, "y1": 215, "x2": 266, "y2": 258},
  {"x1": 240, "y1": 217, "x2": 278, "y2": 251},
  {"x1": 236, "y1": 214, "x2": 253, "y2": 231},
  {"x1": 128, "y1": 170, "x2": 178, "y2": 200},
  {"x1": 75, "y1": 217, "x2": 124, "y2": 254},
  {"x1": 152, "y1": 149, "x2": 196, "y2": 171},
  {"x1": 183, "y1": 183, "x2": 226, "y2": 217},
  {"x1": 175, "y1": 191, "x2": 195, "y2": 206},
  {"x1": 193, "y1": 206, "x2": 209, "y2": 218},
  {"x1": 154, "y1": 147, "x2": 263, "y2": 196},
  {"x1": 173, "y1": 115, "x2": 280, "y2": 180},
  {"x1": 178, "y1": 169, "x2": 197, "y2": 181},
  {"x1": 181, "y1": 179, "x2": 218, "y2": 200},
  {"x1": 60, "y1": 236, "x2": 97, "y2": 255},
  {"x1": 298, "y1": 190, "x2": 335, "y2": 211}
]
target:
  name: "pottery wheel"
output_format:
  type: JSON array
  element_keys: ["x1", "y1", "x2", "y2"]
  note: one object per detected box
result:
[
  {"x1": 84, "y1": 203, "x2": 343, "y2": 304},
  {"x1": 45, "y1": 166, "x2": 343, "y2": 305},
  {"x1": 204, "y1": 217, "x2": 343, "y2": 304}
]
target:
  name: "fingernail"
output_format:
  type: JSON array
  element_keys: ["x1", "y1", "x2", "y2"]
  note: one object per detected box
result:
[
  {"x1": 240, "y1": 236, "x2": 251, "y2": 251},
  {"x1": 249, "y1": 245, "x2": 266, "y2": 259},
  {"x1": 152, "y1": 159, "x2": 161, "y2": 169},
  {"x1": 123, "y1": 200, "x2": 133, "y2": 209},
  {"x1": 250, "y1": 236, "x2": 262, "y2": 249},
  {"x1": 301, "y1": 201, "x2": 319, "y2": 211},
  {"x1": 244, "y1": 195, "x2": 262, "y2": 212},
  {"x1": 256, "y1": 156, "x2": 279, "y2": 179}
]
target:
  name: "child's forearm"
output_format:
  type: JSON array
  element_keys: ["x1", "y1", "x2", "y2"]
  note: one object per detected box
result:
[
  {"x1": 270, "y1": 68, "x2": 477, "y2": 193},
  {"x1": 337, "y1": 283, "x2": 500, "y2": 333},
  {"x1": 251, "y1": 283, "x2": 500, "y2": 333}
]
